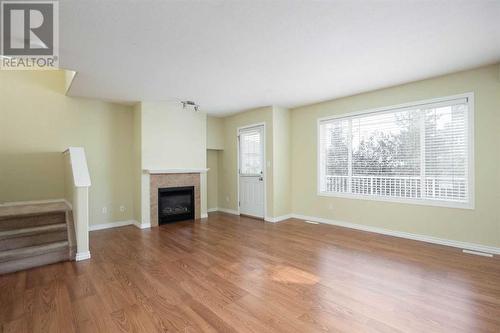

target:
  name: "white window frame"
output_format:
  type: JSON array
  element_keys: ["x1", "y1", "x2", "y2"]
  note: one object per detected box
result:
[{"x1": 317, "y1": 93, "x2": 475, "y2": 210}]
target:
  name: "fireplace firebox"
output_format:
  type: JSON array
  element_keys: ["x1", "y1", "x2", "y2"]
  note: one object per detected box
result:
[{"x1": 158, "y1": 186, "x2": 195, "y2": 224}]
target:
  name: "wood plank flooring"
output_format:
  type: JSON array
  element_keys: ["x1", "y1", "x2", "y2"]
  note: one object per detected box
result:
[{"x1": 1, "y1": 212, "x2": 500, "y2": 332}]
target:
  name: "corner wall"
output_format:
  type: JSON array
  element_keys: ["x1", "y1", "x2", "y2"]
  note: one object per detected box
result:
[
  {"x1": 132, "y1": 103, "x2": 142, "y2": 223},
  {"x1": 206, "y1": 116, "x2": 224, "y2": 211},
  {"x1": 272, "y1": 107, "x2": 292, "y2": 217},
  {"x1": 207, "y1": 150, "x2": 219, "y2": 210},
  {"x1": 207, "y1": 116, "x2": 225, "y2": 150}
]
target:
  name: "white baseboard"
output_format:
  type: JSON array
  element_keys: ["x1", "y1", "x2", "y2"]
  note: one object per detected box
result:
[
  {"x1": 201, "y1": 213, "x2": 208, "y2": 218},
  {"x1": 265, "y1": 214, "x2": 293, "y2": 223},
  {"x1": 90, "y1": 220, "x2": 152, "y2": 230},
  {"x1": 462, "y1": 249, "x2": 493, "y2": 257},
  {"x1": 217, "y1": 207, "x2": 240, "y2": 215},
  {"x1": 133, "y1": 221, "x2": 151, "y2": 229},
  {"x1": 89, "y1": 220, "x2": 135, "y2": 231},
  {"x1": 208, "y1": 208, "x2": 292, "y2": 222},
  {"x1": 75, "y1": 251, "x2": 91, "y2": 261},
  {"x1": 291, "y1": 214, "x2": 500, "y2": 256},
  {"x1": 63, "y1": 199, "x2": 73, "y2": 209}
]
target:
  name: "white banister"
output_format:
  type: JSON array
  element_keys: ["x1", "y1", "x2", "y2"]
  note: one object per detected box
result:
[
  {"x1": 63, "y1": 147, "x2": 91, "y2": 187},
  {"x1": 63, "y1": 147, "x2": 91, "y2": 261}
]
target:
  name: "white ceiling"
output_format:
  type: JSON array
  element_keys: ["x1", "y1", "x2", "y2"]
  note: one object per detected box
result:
[{"x1": 60, "y1": 0, "x2": 500, "y2": 115}]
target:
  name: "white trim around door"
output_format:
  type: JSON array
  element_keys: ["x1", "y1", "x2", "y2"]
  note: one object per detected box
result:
[{"x1": 237, "y1": 123, "x2": 267, "y2": 219}]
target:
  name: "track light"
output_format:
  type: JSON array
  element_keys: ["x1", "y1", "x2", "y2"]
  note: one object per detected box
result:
[{"x1": 181, "y1": 100, "x2": 200, "y2": 112}]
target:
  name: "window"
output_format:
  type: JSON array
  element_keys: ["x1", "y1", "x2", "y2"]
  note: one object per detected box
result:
[
  {"x1": 318, "y1": 94, "x2": 473, "y2": 208},
  {"x1": 239, "y1": 126, "x2": 263, "y2": 175}
]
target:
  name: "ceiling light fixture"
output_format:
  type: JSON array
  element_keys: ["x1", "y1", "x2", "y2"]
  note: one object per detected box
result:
[{"x1": 181, "y1": 100, "x2": 200, "y2": 112}]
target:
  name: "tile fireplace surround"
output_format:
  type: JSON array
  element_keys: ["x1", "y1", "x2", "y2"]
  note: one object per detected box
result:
[{"x1": 149, "y1": 172, "x2": 201, "y2": 226}]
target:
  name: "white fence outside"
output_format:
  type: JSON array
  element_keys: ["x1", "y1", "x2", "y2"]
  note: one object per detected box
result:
[{"x1": 325, "y1": 175, "x2": 467, "y2": 201}]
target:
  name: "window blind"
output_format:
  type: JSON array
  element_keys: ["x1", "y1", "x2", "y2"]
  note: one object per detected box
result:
[
  {"x1": 318, "y1": 96, "x2": 472, "y2": 207},
  {"x1": 239, "y1": 128, "x2": 263, "y2": 175}
]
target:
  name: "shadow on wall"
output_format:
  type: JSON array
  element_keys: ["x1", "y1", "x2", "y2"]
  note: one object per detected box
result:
[
  {"x1": 0, "y1": 152, "x2": 65, "y2": 203},
  {"x1": 17, "y1": 70, "x2": 66, "y2": 95}
]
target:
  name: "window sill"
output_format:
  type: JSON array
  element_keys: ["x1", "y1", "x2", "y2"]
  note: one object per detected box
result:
[{"x1": 317, "y1": 191, "x2": 474, "y2": 210}]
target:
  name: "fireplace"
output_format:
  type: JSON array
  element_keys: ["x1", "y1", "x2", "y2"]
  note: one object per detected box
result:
[
  {"x1": 149, "y1": 172, "x2": 202, "y2": 226},
  {"x1": 158, "y1": 186, "x2": 195, "y2": 224}
]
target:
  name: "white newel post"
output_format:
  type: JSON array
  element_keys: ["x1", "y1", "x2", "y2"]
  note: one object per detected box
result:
[
  {"x1": 74, "y1": 186, "x2": 90, "y2": 260},
  {"x1": 64, "y1": 147, "x2": 91, "y2": 261}
]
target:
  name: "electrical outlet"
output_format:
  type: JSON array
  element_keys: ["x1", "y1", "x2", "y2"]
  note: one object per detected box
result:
[
  {"x1": 328, "y1": 203, "x2": 334, "y2": 210},
  {"x1": 120, "y1": 205, "x2": 125, "y2": 212},
  {"x1": 226, "y1": 196, "x2": 229, "y2": 202},
  {"x1": 102, "y1": 207, "x2": 108, "y2": 214}
]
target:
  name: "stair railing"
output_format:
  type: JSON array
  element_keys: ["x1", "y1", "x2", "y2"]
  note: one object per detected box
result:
[{"x1": 63, "y1": 147, "x2": 91, "y2": 261}]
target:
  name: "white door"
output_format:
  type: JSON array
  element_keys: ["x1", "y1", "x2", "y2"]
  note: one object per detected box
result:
[{"x1": 238, "y1": 125, "x2": 265, "y2": 218}]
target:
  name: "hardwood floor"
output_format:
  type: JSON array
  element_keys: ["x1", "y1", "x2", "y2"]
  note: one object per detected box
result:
[{"x1": 1, "y1": 212, "x2": 500, "y2": 332}]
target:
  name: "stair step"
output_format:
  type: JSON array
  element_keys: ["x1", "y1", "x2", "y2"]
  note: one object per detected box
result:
[
  {"x1": 0, "y1": 202, "x2": 74, "y2": 274},
  {"x1": 0, "y1": 212, "x2": 66, "y2": 231},
  {"x1": 0, "y1": 201, "x2": 69, "y2": 219},
  {"x1": 0, "y1": 241, "x2": 69, "y2": 263},
  {"x1": 0, "y1": 224, "x2": 68, "y2": 251},
  {"x1": 0, "y1": 223, "x2": 67, "y2": 240},
  {"x1": 0, "y1": 248, "x2": 69, "y2": 275}
]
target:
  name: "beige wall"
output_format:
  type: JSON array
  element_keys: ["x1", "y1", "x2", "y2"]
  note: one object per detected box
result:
[
  {"x1": 207, "y1": 150, "x2": 219, "y2": 210},
  {"x1": 63, "y1": 152, "x2": 74, "y2": 206},
  {"x1": 291, "y1": 64, "x2": 500, "y2": 247},
  {"x1": 207, "y1": 116, "x2": 224, "y2": 211},
  {"x1": 207, "y1": 116, "x2": 225, "y2": 210},
  {"x1": 207, "y1": 116, "x2": 224, "y2": 150},
  {"x1": 0, "y1": 70, "x2": 135, "y2": 226},
  {"x1": 218, "y1": 106, "x2": 274, "y2": 216},
  {"x1": 141, "y1": 102, "x2": 207, "y2": 169},
  {"x1": 132, "y1": 104, "x2": 142, "y2": 223},
  {"x1": 272, "y1": 106, "x2": 292, "y2": 216}
]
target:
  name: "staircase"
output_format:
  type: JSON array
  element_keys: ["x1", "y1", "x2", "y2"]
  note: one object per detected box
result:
[{"x1": 0, "y1": 201, "x2": 76, "y2": 275}]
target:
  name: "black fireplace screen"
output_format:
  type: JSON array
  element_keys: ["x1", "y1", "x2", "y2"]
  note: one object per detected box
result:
[{"x1": 158, "y1": 186, "x2": 195, "y2": 224}]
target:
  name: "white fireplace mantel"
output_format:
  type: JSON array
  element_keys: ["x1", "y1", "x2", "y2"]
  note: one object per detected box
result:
[{"x1": 143, "y1": 168, "x2": 209, "y2": 174}]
